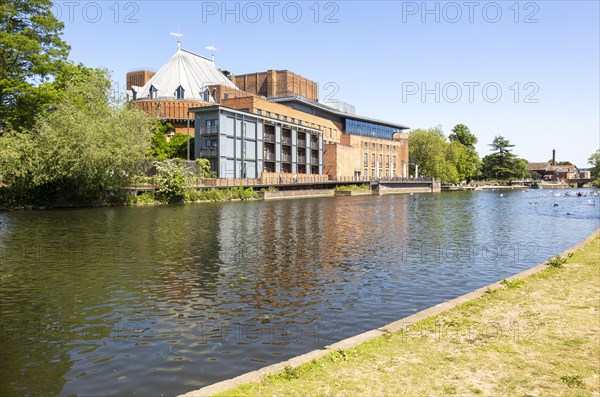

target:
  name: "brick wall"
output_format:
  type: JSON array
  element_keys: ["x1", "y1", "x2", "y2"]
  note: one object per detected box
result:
[{"x1": 126, "y1": 70, "x2": 155, "y2": 90}]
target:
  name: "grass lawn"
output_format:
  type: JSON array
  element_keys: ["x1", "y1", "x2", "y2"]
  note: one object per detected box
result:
[{"x1": 214, "y1": 235, "x2": 600, "y2": 397}]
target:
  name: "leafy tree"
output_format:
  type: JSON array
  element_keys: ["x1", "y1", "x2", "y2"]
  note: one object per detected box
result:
[
  {"x1": 449, "y1": 124, "x2": 478, "y2": 148},
  {"x1": 489, "y1": 135, "x2": 515, "y2": 156},
  {"x1": 149, "y1": 121, "x2": 172, "y2": 158},
  {"x1": 409, "y1": 126, "x2": 452, "y2": 181},
  {"x1": 0, "y1": 68, "x2": 151, "y2": 206},
  {"x1": 481, "y1": 135, "x2": 528, "y2": 180},
  {"x1": 155, "y1": 160, "x2": 190, "y2": 203},
  {"x1": 196, "y1": 158, "x2": 216, "y2": 179},
  {"x1": 589, "y1": 149, "x2": 600, "y2": 185},
  {"x1": 0, "y1": 0, "x2": 70, "y2": 132},
  {"x1": 166, "y1": 133, "x2": 194, "y2": 159}
]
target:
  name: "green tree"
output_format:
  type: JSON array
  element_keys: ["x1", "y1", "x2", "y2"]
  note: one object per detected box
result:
[
  {"x1": 449, "y1": 124, "x2": 478, "y2": 148},
  {"x1": 196, "y1": 158, "x2": 216, "y2": 179},
  {"x1": 588, "y1": 149, "x2": 600, "y2": 185},
  {"x1": 149, "y1": 121, "x2": 172, "y2": 158},
  {"x1": 447, "y1": 124, "x2": 481, "y2": 181},
  {"x1": 155, "y1": 159, "x2": 190, "y2": 203},
  {"x1": 166, "y1": 133, "x2": 194, "y2": 159},
  {"x1": 0, "y1": 68, "x2": 151, "y2": 206},
  {"x1": 0, "y1": 0, "x2": 70, "y2": 132},
  {"x1": 409, "y1": 126, "x2": 463, "y2": 183},
  {"x1": 481, "y1": 135, "x2": 528, "y2": 180}
]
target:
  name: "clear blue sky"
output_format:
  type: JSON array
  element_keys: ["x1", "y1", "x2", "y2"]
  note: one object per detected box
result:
[{"x1": 55, "y1": 0, "x2": 599, "y2": 167}]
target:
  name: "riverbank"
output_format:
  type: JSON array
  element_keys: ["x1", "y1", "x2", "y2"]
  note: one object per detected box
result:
[{"x1": 183, "y1": 231, "x2": 600, "y2": 397}]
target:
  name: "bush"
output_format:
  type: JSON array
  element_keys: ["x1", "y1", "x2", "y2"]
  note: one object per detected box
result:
[
  {"x1": 155, "y1": 160, "x2": 190, "y2": 203},
  {"x1": 136, "y1": 191, "x2": 157, "y2": 204},
  {"x1": 334, "y1": 184, "x2": 370, "y2": 191}
]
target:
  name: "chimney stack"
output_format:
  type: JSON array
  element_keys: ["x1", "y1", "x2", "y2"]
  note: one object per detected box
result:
[{"x1": 552, "y1": 149, "x2": 556, "y2": 166}]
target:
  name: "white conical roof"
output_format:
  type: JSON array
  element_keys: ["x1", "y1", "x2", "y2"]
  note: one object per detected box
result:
[{"x1": 135, "y1": 48, "x2": 236, "y2": 100}]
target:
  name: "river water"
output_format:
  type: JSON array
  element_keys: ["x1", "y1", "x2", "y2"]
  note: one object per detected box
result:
[{"x1": 1, "y1": 188, "x2": 598, "y2": 396}]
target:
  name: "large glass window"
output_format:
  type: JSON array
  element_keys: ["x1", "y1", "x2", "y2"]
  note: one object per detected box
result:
[{"x1": 344, "y1": 118, "x2": 402, "y2": 140}]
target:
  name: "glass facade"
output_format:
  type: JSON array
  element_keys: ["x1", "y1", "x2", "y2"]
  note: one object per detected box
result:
[{"x1": 344, "y1": 118, "x2": 401, "y2": 140}]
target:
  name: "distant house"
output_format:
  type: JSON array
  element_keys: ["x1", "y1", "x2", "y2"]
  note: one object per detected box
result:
[
  {"x1": 527, "y1": 162, "x2": 552, "y2": 180},
  {"x1": 527, "y1": 162, "x2": 579, "y2": 181},
  {"x1": 579, "y1": 168, "x2": 592, "y2": 179},
  {"x1": 553, "y1": 164, "x2": 579, "y2": 180}
]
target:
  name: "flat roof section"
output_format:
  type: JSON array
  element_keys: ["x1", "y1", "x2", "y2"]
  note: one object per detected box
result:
[{"x1": 271, "y1": 96, "x2": 410, "y2": 131}]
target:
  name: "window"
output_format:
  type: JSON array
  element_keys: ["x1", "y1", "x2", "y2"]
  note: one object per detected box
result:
[
  {"x1": 386, "y1": 155, "x2": 389, "y2": 167},
  {"x1": 393, "y1": 156, "x2": 396, "y2": 166},
  {"x1": 275, "y1": 114, "x2": 279, "y2": 119},
  {"x1": 257, "y1": 109, "x2": 262, "y2": 115},
  {"x1": 291, "y1": 118, "x2": 295, "y2": 123},
  {"x1": 372, "y1": 143, "x2": 375, "y2": 151},
  {"x1": 363, "y1": 153, "x2": 368, "y2": 167},
  {"x1": 364, "y1": 142, "x2": 368, "y2": 150},
  {"x1": 371, "y1": 154, "x2": 375, "y2": 165},
  {"x1": 150, "y1": 85, "x2": 158, "y2": 99},
  {"x1": 386, "y1": 145, "x2": 390, "y2": 152},
  {"x1": 266, "y1": 111, "x2": 271, "y2": 117},
  {"x1": 224, "y1": 93, "x2": 229, "y2": 99},
  {"x1": 378, "y1": 154, "x2": 382, "y2": 166},
  {"x1": 298, "y1": 120, "x2": 302, "y2": 125},
  {"x1": 379, "y1": 144, "x2": 383, "y2": 151},
  {"x1": 283, "y1": 116, "x2": 287, "y2": 121}
]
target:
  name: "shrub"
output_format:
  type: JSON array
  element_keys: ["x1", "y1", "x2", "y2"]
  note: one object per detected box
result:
[
  {"x1": 136, "y1": 191, "x2": 156, "y2": 204},
  {"x1": 334, "y1": 184, "x2": 370, "y2": 191},
  {"x1": 155, "y1": 160, "x2": 190, "y2": 203}
]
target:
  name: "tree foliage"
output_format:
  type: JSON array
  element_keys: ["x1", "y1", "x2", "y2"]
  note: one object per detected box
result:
[
  {"x1": 0, "y1": 68, "x2": 151, "y2": 206},
  {"x1": 481, "y1": 135, "x2": 529, "y2": 180},
  {"x1": 149, "y1": 121, "x2": 194, "y2": 159},
  {"x1": 409, "y1": 125, "x2": 480, "y2": 184},
  {"x1": 155, "y1": 160, "x2": 190, "y2": 203},
  {"x1": 588, "y1": 149, "x2": 600, "y2": 184},
  {"x1": 0, "y1": 0, "x2": 70, "y2": 132},
  {"x1": 449, "y1": 124, "x2": 478, "y2": 148}
]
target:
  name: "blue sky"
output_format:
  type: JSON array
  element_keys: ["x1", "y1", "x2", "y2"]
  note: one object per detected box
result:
[{"x1": 55, "y1": 1, "x2": 599, "y2": 167}]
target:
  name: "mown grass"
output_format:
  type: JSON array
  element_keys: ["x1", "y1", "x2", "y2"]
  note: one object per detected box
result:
[{"x1": 214, "y1": 234, "x2": 600, "y2": 397}]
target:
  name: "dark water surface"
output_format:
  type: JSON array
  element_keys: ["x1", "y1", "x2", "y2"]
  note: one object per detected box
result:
[{"x1": 1, "y1": 189, "x2": 598, "y2": 396}]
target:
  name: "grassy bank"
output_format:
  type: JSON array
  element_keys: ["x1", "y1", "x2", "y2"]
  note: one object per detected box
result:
[{"x1": 215, "y1": 234, "x2": 600, "y2": 397}]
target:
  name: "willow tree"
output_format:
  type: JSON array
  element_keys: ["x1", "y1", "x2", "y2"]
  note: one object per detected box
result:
[{"x1": 0, "y1": 67, "x2": 152, "y2": 206}]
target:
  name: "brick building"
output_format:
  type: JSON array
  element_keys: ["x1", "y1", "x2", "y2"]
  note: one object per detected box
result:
[{"x1": 127, "y1": 45, "x2": 410, "y2": 180}]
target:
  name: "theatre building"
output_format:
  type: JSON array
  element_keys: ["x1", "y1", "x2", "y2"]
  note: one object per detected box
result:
[{"x1": 127, "y1": 44, "x2": 410, "y2": 180}]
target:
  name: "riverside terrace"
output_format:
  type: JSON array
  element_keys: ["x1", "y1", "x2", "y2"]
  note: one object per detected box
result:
[{"x1": 128, "y1": 172, "x2": 440, "y2": 197}]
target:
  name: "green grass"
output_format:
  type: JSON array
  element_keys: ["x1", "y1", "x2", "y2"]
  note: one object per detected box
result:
[
  {"x1": 213, "y1": 234, "x2": 600, "y2": 397},
  {"x1": 334, "y1": 184, "x2": 370, "y2": 191}
]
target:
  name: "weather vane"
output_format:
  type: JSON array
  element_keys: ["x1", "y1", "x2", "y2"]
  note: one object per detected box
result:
[{"x1": 169, "y1": 30, "x2": 185, "y2": 50}]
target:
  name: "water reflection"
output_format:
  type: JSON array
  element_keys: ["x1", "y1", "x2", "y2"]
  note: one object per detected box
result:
[{"x1": 0, "y1": 189, "x2": 598, "y2": 396}]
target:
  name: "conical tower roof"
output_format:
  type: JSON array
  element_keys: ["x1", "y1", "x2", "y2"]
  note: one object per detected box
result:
[{"x1": 135, "y1": 48, "x2": 236, "y2": 100}]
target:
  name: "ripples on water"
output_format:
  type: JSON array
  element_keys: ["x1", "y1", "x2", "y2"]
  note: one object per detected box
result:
[{"x1": 0, "y1": 189, "x2": 598, "y2": 396}]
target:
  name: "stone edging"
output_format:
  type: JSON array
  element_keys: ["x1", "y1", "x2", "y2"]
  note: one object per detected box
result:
[{"x1": 179, "y1": 229, "x2": 600, "y2": 397}]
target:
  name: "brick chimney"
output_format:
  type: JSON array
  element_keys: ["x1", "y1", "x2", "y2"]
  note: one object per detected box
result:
[{"x1": 552, "y1": 149, "x2": 556, "y2": 166}]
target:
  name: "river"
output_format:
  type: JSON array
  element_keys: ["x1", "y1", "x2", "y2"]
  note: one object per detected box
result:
[{"x1": 1, "y1": 188, "x2": 598, "y2": 396}]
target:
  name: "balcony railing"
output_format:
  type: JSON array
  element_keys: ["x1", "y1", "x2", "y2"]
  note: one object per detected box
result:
[
  {"x1": 297, "y1": 140, "x2": 306, "y2": 148},
  {"x1": 282, "y1": 153, "x2": 292, "y2": 162},
  {"x1": 310, "y1": 156, "x2": 319, "y2": 164},
  {"x1": 200, "y1": 147, "x2": 218, "y2": 157},
  {"x1": 199, "y1": 126, "x2": 220, "y2": 135},
  {"x1": 264, "y1": 134, "x2": 275, "y2": 143},
  {"x1": 310, "y1": 141, "x2": 319, "y2": 150},
  {"x1": 264, "y1": 152, "x2": 275, "y2": 161},
  {"x1": 281, "y1": 136, "x2": 292, "y2": 145},
  {"x1": 297, "y1": 155, "x2": 306, "y2": 163}
]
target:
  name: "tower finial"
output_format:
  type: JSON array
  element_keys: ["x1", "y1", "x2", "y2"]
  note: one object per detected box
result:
[
  {"x1": 205, "y1": 39, "x2": 217, "y2": 62},
  {"x1": 169, "y1": 30, "x2": 185, "y2": 50}
]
